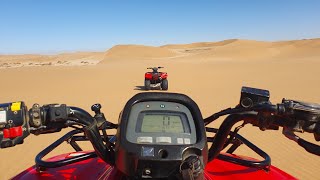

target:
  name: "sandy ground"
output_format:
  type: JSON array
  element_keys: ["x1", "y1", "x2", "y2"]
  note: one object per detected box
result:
[{"x1": 0, "y1": 39, "x2": 320, "y2": 179}]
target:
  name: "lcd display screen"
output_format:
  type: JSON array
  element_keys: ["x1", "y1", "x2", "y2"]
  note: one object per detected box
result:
[{"x1": 140, "y1": 114, "x2": 184, "y2": 133}]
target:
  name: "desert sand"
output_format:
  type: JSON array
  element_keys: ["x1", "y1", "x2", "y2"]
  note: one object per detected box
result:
[{"x1": 0, "y1": 38, "x2": 320, "y2": 179}]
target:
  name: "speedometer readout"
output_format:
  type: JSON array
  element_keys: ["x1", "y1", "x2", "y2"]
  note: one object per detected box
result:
[{"x1": 141, "y1": 114, "x2": 184, "y2": 133}]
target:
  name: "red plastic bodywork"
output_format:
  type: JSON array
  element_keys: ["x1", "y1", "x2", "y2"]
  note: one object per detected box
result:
[
  {"x1": 144, "y1": 72, "x2": 168, "y2": 80},
  {"x1": 12, "y1": 152, "x2": 296, "y2": 180},
  {"x1": 144, "y1": 72, "x2": 152, "y2": 79},
  {"x1": 160, "y1": 72, "x2": 168, "y2": 79},
  {"x1": 204, "y1": 154, "x2": 296, "y2": 180}
]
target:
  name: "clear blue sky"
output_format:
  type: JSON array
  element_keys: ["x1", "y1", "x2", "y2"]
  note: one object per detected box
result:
[{"x1": 1, "y1": 0, "x2": 319, "y2": 54}]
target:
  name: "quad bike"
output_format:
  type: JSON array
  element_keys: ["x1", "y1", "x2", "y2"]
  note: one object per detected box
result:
[
  {"x1": 144, "y1": 67, "x2": 168, "y2": 90},
  {"x1": 0, "y1": 86, "x2": 320, "y2": 179}
]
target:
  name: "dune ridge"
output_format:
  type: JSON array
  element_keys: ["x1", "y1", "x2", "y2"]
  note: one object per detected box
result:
[
  {"x1": 103, "y1": 45, "x2": 177, "y2": 60},
  {"x1": 1, "y1": 38, "x2": 319, "y2": 68}
]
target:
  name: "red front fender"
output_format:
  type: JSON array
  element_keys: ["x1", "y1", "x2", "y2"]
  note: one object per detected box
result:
[
  {"x1": 160, "y1": 72, "x2": 168, "y2": 79},
  {"x1": 12, "y1": 152, "x2": 296, "y2": 180},
  {"x1": 204, "y1": 154, "x2": 297, "y2": 180}
]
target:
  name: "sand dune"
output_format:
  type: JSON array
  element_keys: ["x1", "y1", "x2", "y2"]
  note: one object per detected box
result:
[
  {"x1": 163, "y1": 38, "x2": 320, "y2": 61},
  {"x1": 0, "y1": 38, "x2": 319, "y2": 179},
  {"x1": 1, "y1": 38, "x2": 320, "y2": 66},
  {"x1": 103, "y1": 45, "x2": 177, "y2": 60},
  {"x1": 102, "y1": 38, "x2": 320, "y2": 62}
]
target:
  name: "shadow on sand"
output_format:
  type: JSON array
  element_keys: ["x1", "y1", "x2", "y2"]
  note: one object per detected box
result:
[
  {"x1": 134, "y1": 86, "x2": 162, "y2": 91},
  {"x1": 134, "y1": 86, "x2": 146, "y2": 91}
]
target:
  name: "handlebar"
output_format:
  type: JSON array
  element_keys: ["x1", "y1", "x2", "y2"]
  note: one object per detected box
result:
[
  {"x1": 147, "y1": 66, "x2": 164, "y2": 71},
  {"x1": 205, "y1": 87, "x2": 320, "y2": 160},
  {"x1": 147, "y1": 66, "x2": 163, "y2": 68},
  {"x1": 0, "y1": 86, "x2": 319, "y2": 170},
  {"x1": 0, "y1": 102, "x2": 117, "y2": 166}
]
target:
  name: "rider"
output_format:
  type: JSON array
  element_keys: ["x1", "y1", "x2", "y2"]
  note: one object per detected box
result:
[
  {"x1": 152, "y1": 67, "x2": 159, "y2": 73},
  {"x1": 151, "y1": 67, "x2": 161, "y2": 80}
]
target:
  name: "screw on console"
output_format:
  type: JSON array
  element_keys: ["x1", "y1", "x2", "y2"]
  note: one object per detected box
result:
[
  {"x1": 144, "y1": 168, "x2": 152, "y2": 175},
  {"x1": 33, "y1": 112, "x2": 39, "y2": 118},
  {"x1": 55, "y1": 110, "x2": 61, "y2": 116},
  {"x1": 141, "y1": 168, "x2": 152, "y2": 179}
]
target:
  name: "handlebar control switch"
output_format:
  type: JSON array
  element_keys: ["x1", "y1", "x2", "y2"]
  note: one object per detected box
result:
[
  {"x1": 257, "y1": 113, "x2": 279, "y2": 131},
  {"x1": 29, "y1": 104, "x2": 42, "y2": 127},
  {"x1": 46, "y1": 104, "x2": 70, "y2": 122},
  {"x1": 280, "y1": 99, "x2": 320, "y2": 136},
  {"x1": 0, "y1": 101, "x2": 30, "y2": 148},
  {"x1": 240, "y1": 87, "x2": 270, "y2": 108},
  {"x1": 29, "y1": 104, "x2": 72, "y2": 135}
]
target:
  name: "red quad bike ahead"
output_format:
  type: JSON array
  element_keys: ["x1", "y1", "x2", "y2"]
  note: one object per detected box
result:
[
  {"x1": 144, "y1": 67, "x2": 168, "y2": 90},
  {"x1": 1, "y1": 87, "x2": 320, "y2": 179}
]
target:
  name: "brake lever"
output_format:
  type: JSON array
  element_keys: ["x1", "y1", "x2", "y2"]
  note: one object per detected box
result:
[
  {"x1": 282, "y1": 127, "x2": 299, "y2": 142},
  {"x1": 283, "y1": 127, "x2": 320, "y2": 156}
]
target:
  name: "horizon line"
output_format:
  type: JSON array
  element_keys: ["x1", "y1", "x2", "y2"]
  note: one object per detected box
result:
[{"x1": 1, "y1": 37, "x2": 319, "y2": 56}]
